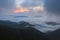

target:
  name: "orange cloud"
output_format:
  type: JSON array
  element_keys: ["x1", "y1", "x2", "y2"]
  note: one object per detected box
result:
[{"x1": 13, "y1": 8, "x2": 29, "y2": 13}]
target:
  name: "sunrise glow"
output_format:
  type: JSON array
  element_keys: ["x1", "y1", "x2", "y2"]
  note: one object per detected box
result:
[
  {"x1": 13, "y1": 0, "x2": 44, "y2": 13},
  {"x1": 13, "y1": 8, "x2": 29, "y2": 13},
  {"x1": 13, "y1": 6, "x2": 44, "y2": 13}
]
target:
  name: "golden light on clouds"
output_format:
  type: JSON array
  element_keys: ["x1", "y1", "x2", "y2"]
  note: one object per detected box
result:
[
  {"x1": 14, "y1": 0, "x2": 44, "y2": 13},
  {"x1": 13, "y1": 8, "x2": 29, "y2": 13},
  {"x1": 32, "y1": 6, "x2": 44, "y2": 11},
  {"x1": 13, "y1": 6, "x2": 44, "y2": 13},
  {"x1": 14, "y1": 1, "x2": 44, "y2": 13}
]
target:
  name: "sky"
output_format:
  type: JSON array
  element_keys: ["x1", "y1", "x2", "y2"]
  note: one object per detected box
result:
[
  {"x1": 0, "y1": 0, "x2": 60, "y2": 32},
  {"x1": 41, "y1": 0, "x2": 60, "y2": 32},
  {"x1": 44, "y1": 0, "x2": 60, "y2": 22},
  {"x1": 0, "y1": 0, "x2": 48, "y2": 32},
  {"x1": 0, "y1": 0, "x2": 15, "y2": 9},
  {"x1": 44, "y1": 0, "x2": 60, "y2": 13},
  {"x1": 0, "y1": 0, "x2": 45, "y2": 22}
]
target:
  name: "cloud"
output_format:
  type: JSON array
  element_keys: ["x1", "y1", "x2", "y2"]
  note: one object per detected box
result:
[
  {"x1": 0, "y1": 0, "x2": 15, "y2": 9},
  {"x1": 0, "y1": 0, "x2": 46, "y2": 23},
  {"x1": 22, "y1": 0, "x2": 43, "y2": 7},
  {"x1": 44, "y1": 0, "x2": 60, "y2": 13}
]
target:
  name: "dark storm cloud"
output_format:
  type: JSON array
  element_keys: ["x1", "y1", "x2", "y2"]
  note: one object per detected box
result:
[
  {"x1": 0, "y1": 0, "x2": 15, "y2": 9},
  {"x1": 44, "y1": 0, "x2": 60, "y2": 13}
]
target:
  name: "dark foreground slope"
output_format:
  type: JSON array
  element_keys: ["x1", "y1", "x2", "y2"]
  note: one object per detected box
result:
[
  {"x1": 47, "y1": 29, "x2": 60, "y2": 40},
  {"x1": 0, "y1": 20, "x2": 49, "y2": 40}
]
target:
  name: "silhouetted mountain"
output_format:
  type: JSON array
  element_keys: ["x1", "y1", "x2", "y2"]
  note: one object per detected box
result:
[
  {"x1": 0, "y1": 20, "x2": 50, "y2": 40},
  {"x1": 20, "y1": 27, "x2": 49, "y2": 40},
  {"x1": 47, "y1": 29, "x2": 60, "y2": 40},
  {"x1": 0, "y1": 20, "x2": 18, "y2": 28},
  {"x1": 0, "y1": 22, "x2": 22, "y2": 40}
]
